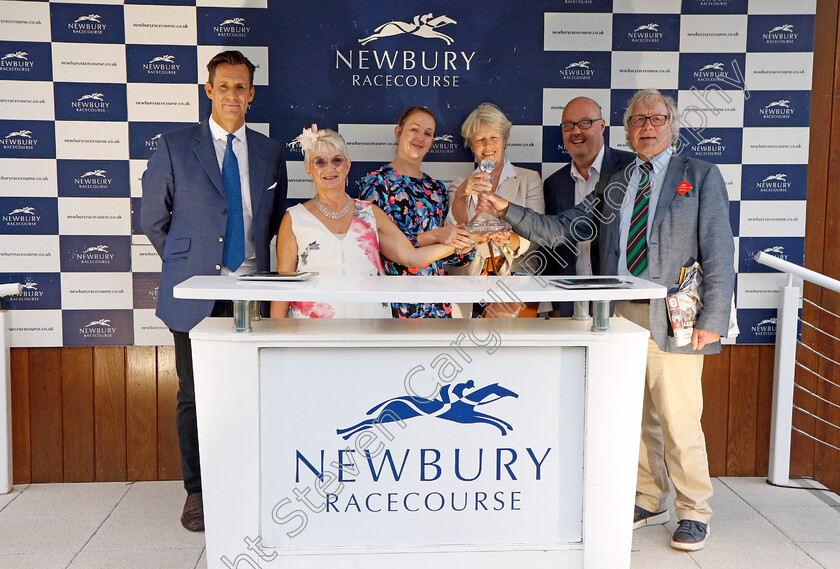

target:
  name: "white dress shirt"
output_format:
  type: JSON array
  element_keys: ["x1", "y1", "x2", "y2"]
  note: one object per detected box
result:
[
  {"x1": 569, "y1": 145, "x2": 605, "y2": 276},
  {"x1": 208, "y1": 117, "x2": 255, "y2": 275}
]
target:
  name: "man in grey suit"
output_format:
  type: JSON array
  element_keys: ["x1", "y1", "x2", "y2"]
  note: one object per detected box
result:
[
  {"x1": 480, "y1": 88, "x2": 734, "y2": 551},
  {"x1": 141, "y1": 51, "x2": 287, "y2": 531},
  {"x1": 542, "y1": 97, "x2": 634, "y2": 315}
]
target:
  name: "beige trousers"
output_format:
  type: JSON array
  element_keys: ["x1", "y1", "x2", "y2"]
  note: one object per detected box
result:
[{"x1": 616, "y1": 300, "x2": 714, "y2": 523}]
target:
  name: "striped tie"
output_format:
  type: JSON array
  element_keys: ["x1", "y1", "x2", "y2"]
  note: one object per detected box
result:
[{"x1": 626, "y1": 162, "x2": 653, "y2": 276}]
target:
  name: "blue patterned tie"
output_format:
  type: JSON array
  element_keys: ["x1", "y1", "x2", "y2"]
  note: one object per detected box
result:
[{"x1": 222, "y1": 133, "x2": 245, "y2": 271}]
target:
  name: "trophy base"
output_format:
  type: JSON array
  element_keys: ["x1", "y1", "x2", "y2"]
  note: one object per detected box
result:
[{"x1": 464, "y1": 219, "x2": 511, "y2": 233}]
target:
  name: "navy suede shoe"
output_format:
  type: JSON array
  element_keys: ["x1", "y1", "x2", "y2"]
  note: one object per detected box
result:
[
  {"x1": 671, "y1": 519, "x2": 709, "y2": 551},
  {"x1": 633, "y1": 505, "x2": 670, "y2": 529}
]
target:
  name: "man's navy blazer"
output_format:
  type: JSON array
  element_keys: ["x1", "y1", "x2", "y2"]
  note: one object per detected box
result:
[
  {"x1": 541, "y1": 145, "x2": 635, "y2": 314},
  {"x1": 141, "y1": 119, "x2": 288, "y2": 332}
]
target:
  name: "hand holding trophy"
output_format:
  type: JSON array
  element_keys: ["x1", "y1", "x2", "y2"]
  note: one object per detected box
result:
[{"x1": 464, "y1": 158, "x2": 511, "y2": 233}]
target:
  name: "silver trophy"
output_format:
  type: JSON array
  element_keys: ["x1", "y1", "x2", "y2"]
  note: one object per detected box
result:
[{"x1": 465, "y1": 158, "x2": 511, "y2": 232}]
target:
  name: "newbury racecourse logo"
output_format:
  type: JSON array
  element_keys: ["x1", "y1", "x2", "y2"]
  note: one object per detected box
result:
[
  {"x1": 72, "y1": 92, "x2": 110, "y2": 113},
  {"x1": 751, "y1": 316, "x2": 778, "y2": 336},
  {"x1": 15, "y1": 279, "x2": 44, "y2": 302},
  {"x1": 759, "y1": 99, "x2": 794, "y2": 120},
  {"x1": 359, "y1": 13, "x2": 457, "y2": 45},
  {"x1": 75, "y1": 169, "x2": 112, "y2": 189},
  {"x1": 2, "y1": 129, "x2": 37, "y2": 150},
  {"x1": 559, "y1": 59, "x2": 596, "y2": 80},
  {"x1": 338, "y1": 12, "x2": 475, "y2": 88},
  {"x1": 214, "y1": 17, "x2": 249, "y2": 38},
  {"x1": 69, "y1": 13, "x2": 106, "y2": 35},
  {"x1": 144, "y1": 55, "x2": 181, "y2": 75},
  {"x1": 0, "y1": 51, "x2": 34, "y2": 73},
  {"x1": 764, "y1": 24, "x2": 797, "y2": 44},
  {"x1": 3, "y1": 206, "x2": 39, "y2": 227},
  {"x1": 699, "y1": 62, "x2": 724, "y2": 71},
  {"x1": 628, "y1": 22, "x2": 663, "y2": 44},
  {"x1": 428, "y1": 133, "x2": 458, "y2": 155},
  {"x1": 755, "y1": 172, "x2": 792, "y2": 193},
  {"x1": 336, "y1": 380, "x2": 519, "y2": 439},
  {"x1": 691, "y1": 136, "x2": 725, "y2": 158},
  {"x1": 145, "y1": 133, "x2": 161, "y2": 150},
  {"x1": 73, "y1": 244, "x2": 114, "y2": 265},
  {"x1": 80, "y1": 318, "x2": 116, "y2": 339}
]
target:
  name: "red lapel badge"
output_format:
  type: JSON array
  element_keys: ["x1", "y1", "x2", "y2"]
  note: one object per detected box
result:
[{"x1": 677, "y1": 180, "x2": 693, "y2": 195}]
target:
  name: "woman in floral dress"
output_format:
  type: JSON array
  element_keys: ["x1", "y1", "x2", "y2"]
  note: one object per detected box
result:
[
  {"x1": 360, "y1": 107, "x2": 475, "y2": 318},
  {"x1": 270, "y1": 125, "x2": 465, "y2": 319}
]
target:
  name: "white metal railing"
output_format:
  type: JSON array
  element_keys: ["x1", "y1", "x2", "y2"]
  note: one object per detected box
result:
[
  {"x1": 755, "y1": 252, "x2": 840, "y2": 486},
  {"x1": 0, "y1": 282, "x2": 22, "y2": 494}
]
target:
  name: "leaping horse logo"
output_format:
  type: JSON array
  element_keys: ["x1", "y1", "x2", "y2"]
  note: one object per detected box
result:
[
  {"x1": 359, "y1": 13, "x2": 457, "y2": 46},
  {"x1": 336, "y1": 380, "x2": 518, "y2": 439}
]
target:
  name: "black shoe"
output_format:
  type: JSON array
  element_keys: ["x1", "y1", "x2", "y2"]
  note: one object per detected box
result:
[
  {"x1": 633, "y1": 505, "x2": 670, "y2": 529},
  {"x1": 181, "y1": 492, "x2": 205, "y2": 532},
  {"x1": 670, "y1": 519, "x2": 709, "y2": 551}
]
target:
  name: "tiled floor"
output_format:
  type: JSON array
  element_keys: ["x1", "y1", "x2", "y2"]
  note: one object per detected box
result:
[{"x1": 0, "y1": 477, "x2": 837, "y2": 568}]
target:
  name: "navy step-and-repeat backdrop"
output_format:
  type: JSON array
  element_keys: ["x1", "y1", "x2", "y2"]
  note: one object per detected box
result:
[{"x1": 0, "y1": 0, "x2": 816, "y2": 346}]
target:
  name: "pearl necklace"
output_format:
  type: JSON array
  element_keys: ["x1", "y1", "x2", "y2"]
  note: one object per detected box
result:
[{"x1": 314, "y1": 194, "x2": 352, "y2": 220}]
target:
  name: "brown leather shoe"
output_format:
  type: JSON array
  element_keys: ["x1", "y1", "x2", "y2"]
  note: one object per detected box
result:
[{"x1": 181, "y1": 492, "x2": 205, "y2": 532}]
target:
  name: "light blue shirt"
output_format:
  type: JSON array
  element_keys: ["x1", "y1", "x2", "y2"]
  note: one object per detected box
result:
[{"x1": 617, "y1": 149, "x2": 673, "y2": 279}]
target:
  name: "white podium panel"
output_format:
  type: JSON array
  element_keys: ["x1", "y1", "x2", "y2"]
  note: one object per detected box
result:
[
  {"x1": 259, "y1": 346, "x2": 585, "y2": 550},
  {"x1": 190, "y1": 317, "x2": 649, "y2": 569}
]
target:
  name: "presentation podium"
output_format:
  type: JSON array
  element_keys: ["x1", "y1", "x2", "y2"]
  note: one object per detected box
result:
[{"x1": 174, "y1": 275, "x2": 665, "y2": 569}]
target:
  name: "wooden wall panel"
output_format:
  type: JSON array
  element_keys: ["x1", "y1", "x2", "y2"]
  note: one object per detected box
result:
[
  {"x1": 93, "y1": 347, "x2": 126, "y2": 481},
  {"x1": 701, "y1": 346, "x2": 730, "y2": 477},
  {"x1": 126, "y1": 346, "x2": 158, "y2": 481},
  {"x1": 61, "y1": 348, "x2": 95, "y2": 482},
  {"x1": 726, "y1": 347, "x2": 759, "y2": 476},
  {"x1": 754, "y1": 345, "x2": 776, "y2": 475},
  {"x1": 9, "y1": 348, "x2": 30, "y2": 484},
  {"x1": 28, "y1": 348, "x2": 62, "y2": 483},
  {"x1": 156, "y1": 347, "x2": 182, "y2": 480}
]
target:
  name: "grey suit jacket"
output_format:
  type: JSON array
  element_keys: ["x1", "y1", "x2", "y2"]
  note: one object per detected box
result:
[
  {"x1": 141, "y1": 119, "x2": 288, "y2": 332},
  {"x1": 506, "y1": 153, "x2": 735, "y2": 355}
]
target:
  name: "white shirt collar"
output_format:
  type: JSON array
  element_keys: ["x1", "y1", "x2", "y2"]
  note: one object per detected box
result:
[
  {"x1": 208, "y1": 116, "x2": 247, "y2": 143},
  {"x1": 570, "y1": 145, "x2": 605, "y2": 183}
]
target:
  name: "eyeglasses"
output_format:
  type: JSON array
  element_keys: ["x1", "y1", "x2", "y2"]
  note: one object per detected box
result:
[
  {"x1": 311, "y1": 156, "x2": 346, "y2": 169},
  {"x1": 628, "y1": 114, "x2": 669, "y2": 127},
  {"x1": 560, "y1": 118, "x2": 603, "y2": 132}
]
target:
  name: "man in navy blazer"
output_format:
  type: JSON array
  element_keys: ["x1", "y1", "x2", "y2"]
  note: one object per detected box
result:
[
  {"x1": 541, "y1": 97, "x2": 634, "y2": 315},
  {"x1": 479, "y1": 89, "x2": 735, "y2": 552},
  {"x1": 141, "y1": 51, "x2": 287, "y2": 531}
]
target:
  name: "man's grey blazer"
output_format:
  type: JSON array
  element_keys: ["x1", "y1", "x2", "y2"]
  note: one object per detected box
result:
[
  {"x1": 506, "y1": 153, "x2": 735, "y2": 355},
  {"x1": 141, "y1": 119, "x2": 288, "y2": 333}
]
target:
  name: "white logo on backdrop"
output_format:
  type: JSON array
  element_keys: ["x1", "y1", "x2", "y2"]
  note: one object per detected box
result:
[
  {"x1": 85, "y1": 319, "x2": 111, "y2": 327},
  {"x1": 8, "y1": 207, "x2": 35, "y2": 215},
  {"x1": 6, "y1": 130, "x2": 32, "y2": 139},
  {"x1": 74, "y1": 14, "x2": 101, "y2": 23},
  {"x1": 83, "y1": 245, "x2": 109, "y2": 253},
  {"x1": 21, "y1": 281, "x2": 38, "y2": 291},
  {"x1": 151, "y1": 133, "x2": 161, "y2": 141},
  {"x1": 768, "y1": 24, "x2": 794, "y2": 33},
  {"x1": 149, "y1": 55, "x2": 175, "y2": 63},
  {"x1": 78, "y1": 93, "x2": 105, "y2": 101},
  {"x1": 699, "y1": 62, "x2": 724, "y2": 71},
  {"x1": 1, "y1": 52, "x2": 28, "y2": 60},
  {"x1": 434, "y1": 134, "x2": 454, "y2": 142},
  {"x1": 762, "y1": 246, "x2": 785, "y2": 255},
  {"x1": 762, "y1": 173, "x2": 788, "y2": 182},
  {"x1": 81, "y1": 170, "x2": 108, "y2": 178},
  {"x1": 765, "y1": 100, "x2": 790, "y2": 108},
  {"x1": 696, "y1": 137, "x2": 722, "y2": 145},
  {"x1": 566, "y1": 60, "x2": 590, "y2": 69},
  {"x1": 219, "y1": 17, "x2": 246, "y2": 26},
  {"x1": 756, "y1": 317, "x2": 777, "y2": 326},
  {"x1": 359, "y1": 13, "x2": 457, "y2": 45},
  {"x1": 634, "y1": 23, "x2": 659, "y2": 32}
]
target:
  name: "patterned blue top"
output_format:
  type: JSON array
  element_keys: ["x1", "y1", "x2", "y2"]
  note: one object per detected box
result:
[{"x1": 360, "y1": 165, "x2": 473, "y2": 318}]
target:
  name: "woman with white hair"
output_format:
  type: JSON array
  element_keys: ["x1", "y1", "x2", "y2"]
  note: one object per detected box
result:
[
  {"x1": 270, "y1": 125, "x2": 460, "y2": 319},
  {"x1": 447, "y1": 103, "x2": 544, "y2": 316}
]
